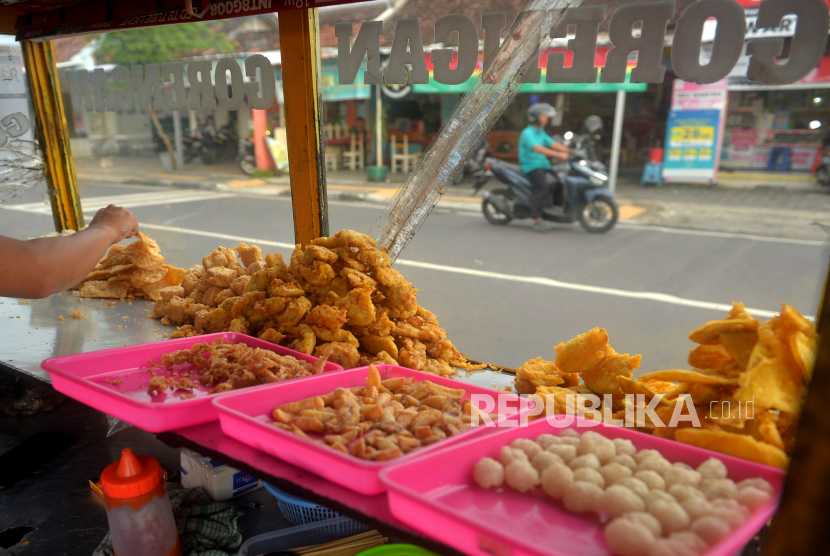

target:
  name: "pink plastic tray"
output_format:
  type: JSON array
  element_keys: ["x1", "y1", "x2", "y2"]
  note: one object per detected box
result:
[
  {"x1": 380, "y1": 417, "x2": 786, "y2": 556},
  {"x1": 214, "y1": 364, "x2": 536, "y2": 495},
  {"x1": 41, "y1": 332, "x2": 343, "y2": 433}
]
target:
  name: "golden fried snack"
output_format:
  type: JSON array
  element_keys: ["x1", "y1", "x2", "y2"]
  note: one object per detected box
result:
[
  {"x1": 271, "y1": 365, "x2": 471, "y2": 461},
  {"x1": 675, "y1": 428, "x2": 789, "y2": 470},
  {"x1": 554, "y1": 328, "x2": 610, "y2": 374},
  {"x1": 152, "y1": 231, "x2": 469, "y2": 376},
  {"x1": 581, "y1": 348, "x2": 641, "y2": 395},
  {"x1": 514, "y1": 357, "x2": 565, "y2": 394},
  {"x1": 77, "y1": 232, "x2": 185, "y2": 301}
]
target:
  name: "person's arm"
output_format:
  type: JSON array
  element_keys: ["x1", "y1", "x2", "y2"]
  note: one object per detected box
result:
[
  {"x1": 0, "y1": 205, "x2": 138, "y2": 299},
  {"x1": 532, "y1": 144, "x2": 569, "y2": 161}
]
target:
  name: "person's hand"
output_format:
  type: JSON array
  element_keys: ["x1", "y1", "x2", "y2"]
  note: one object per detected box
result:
[{"x1": 88, "y1": 205, "x2": 139, "y2": 244}]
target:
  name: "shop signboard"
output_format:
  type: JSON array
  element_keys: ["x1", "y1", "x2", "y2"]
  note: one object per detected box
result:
[
  {"x1": 663, "y1": 79, "x2": 728, "y2": 184},
  {"x1": 412, "y1": 50, "x2": 647, "y2": 95},
  {"x1": 322, "y1": 59, "x2": 370, "y2": 101}
]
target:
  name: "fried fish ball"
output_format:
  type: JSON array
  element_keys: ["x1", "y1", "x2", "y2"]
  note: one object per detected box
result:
[
  {"x1": 638, "y1": 456, "x2": 672, "y2": 475},
  {"x1": 547, "y1": 444, "x2": 577, "y2": 463},
  {"x1": 737, "y1": 478, "x2": 775, "y2": 496},
  {"x1": 616, "y1": 478, "x2": 650, "y2": 500},
  {"x1": 604, "y1": 518, "x2": 656, "y2": 556},
  {"x1": 648, "y1": 500, "x2": 690, "y2": 534},
  {"x1": 555, "y1": 328, "x2": 610, "y2": 375},
  {"x1": 619, "y1": 511, "x2": 663, "y2": 537},
  {"x1": 690, "y1": 515, "x2": 732, "y2": 545},
  {"x1": 536, "y1": 434, "x2": 560, "y2": 450},
  {"x1": 613, "y1": 438, "x2": 637, "y2": 457},
  {"x1": 611, "y1": 455, "x2": 638, "y2": 471},
  {"x1": 532, "y1": 451, "x2": 564, "y2": 474},
  {"x1": 681, "y1": 497, "x2": 713, "y2": 521},
  {"x1": 602, "y1": 485, "x2": 647, "y2": 518},
  {"x1": 735, "y1": 486, "x2": 773, "y2": 511},
  {"x1": 668, "y1": 484, "x2": 706, "y2": 504},
  {"x1": 696, "y1": 457, "x2": 728, "y2": 480},
  {"x1": 570, "y1": 454, "x2": 601, "y2": 471},
  {"x1": 560, "y1": 436, "x2": 581, "y2": 448},
  {"x1": 504, "y1": 460, "x2": 540, "y2": 493},
  {"x1": 510, "y1": 438, "x2": 543, "y2": 460},
  {"x1": 500, "y1": 446, "x2": 529, "y2": 467},
  {"x1": 540, "y1": 463, "x2": 574, "y2": 499},
  {"x1": 573, "y1": 467, "x2": 605, "y2": 489},
  {"x1": 648, "y1": 537, "x2": 702, "y2": 556},
  {"x1": 600, "y1": 462, "x2": 634, "y2": 486},
  {"x1": 668, "y1": 532, "x2": 708, "y2": 554},
  {"x1": 473, "y1": 457, "x2": 505, "y2": 489},
  {"x1": 699, "y1": 478, "x2": 737, "y2": 500},
  {"x1": 560, "y1": 429, "x2": 581, "y2": 439},
  {"x1": 578, "y1": 431, "x2": 617, "y2": 464},
  {"x1": 664, "y1": 468, "x2": 702, "y2": 489},
  {"x1": 563, "y1": 481, "x2": 604, "y2": 513},
  {"x1": 634, "y1": 470, "x2": 666, "y2": 491}
]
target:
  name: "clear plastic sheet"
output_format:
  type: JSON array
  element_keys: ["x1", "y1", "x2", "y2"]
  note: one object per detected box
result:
[
  {"x1": 106, "y1": 414, "x2": 134, "y2": 437},
  {"x1": 375, "y1": 0, "x2": 582, "y2": 260}
]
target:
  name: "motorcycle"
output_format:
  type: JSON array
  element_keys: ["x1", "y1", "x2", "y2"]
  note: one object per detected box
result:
[
  {"x1": 453, "y1": 140, "x2": 490, "y2": 184},
  {"x1": 198, "y1": 122, "x2": 239, "y2": 165},
  {"x1": 815, "y1": 128, "x2": 830, "y2": 186},
  {"x1": 472, "y1": 151, "x2": 619, "y2": 233},
  {"x1": 237, "y1": 139, "x2": 257, "y2": 175}
]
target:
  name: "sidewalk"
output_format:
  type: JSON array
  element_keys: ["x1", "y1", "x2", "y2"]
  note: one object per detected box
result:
[{"x1": 75, "y1": 157, "x2": 830, "y2": 242}]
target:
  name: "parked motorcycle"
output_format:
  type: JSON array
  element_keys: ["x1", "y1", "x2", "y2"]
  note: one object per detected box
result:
[
  {"x1": 198, "y1": 122, "x2": 239, "y2": 165},
  {"x1": 237, "y1": 139, "x2": 256, "y2": 175},
  {"x1": 472, "y1": 151, "x2": 619, "y2": 233},
  {"x1": 183, "y1": 135, "x2": 200, "y2": 164}
]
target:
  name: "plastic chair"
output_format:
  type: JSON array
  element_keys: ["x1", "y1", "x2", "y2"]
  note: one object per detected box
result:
[
  {"x1": 641, "y1": 162, "x2": 663, "y2": 186},
  {"x1": 766, "y1": 147, "x2": 792, "y2": 172},
  {"x1": 342, "y1": 133, "x2": 364, "y2": 170},
  {"x1": 390, "y1": 134, "x2": 420, "y2": 174},
  {"x1": 325, "y1": 150, "x2": 339, "y2": 171}
]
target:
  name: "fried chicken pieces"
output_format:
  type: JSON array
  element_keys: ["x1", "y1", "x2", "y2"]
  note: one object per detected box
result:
[
  {"x1": 271, "y1": 364, "x2": 474, "y2": 461},
  {"x1": 517, "y1": 303, "x2": 816, "y2": 470},
  {"x1": 77, "y1": 232, "x2": 186, "y2": 301},
  {"x1": 147, "y1": 338, "x2": 331, "y2": 395},
  {"x1": 151, "y1": 230, "x2": 466, "y2": 375}
]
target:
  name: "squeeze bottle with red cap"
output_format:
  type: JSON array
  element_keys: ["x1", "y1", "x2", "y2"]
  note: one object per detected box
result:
[{"x1": 100, "y1": 449, "x2": 181, "y2": 556}]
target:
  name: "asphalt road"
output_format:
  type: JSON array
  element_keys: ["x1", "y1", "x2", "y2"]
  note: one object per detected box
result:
[{"x1": 2, "y1": 182, "x2": 827, "y2": 373}]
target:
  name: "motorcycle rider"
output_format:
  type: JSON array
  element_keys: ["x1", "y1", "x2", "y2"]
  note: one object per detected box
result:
[{"x1": 519, "y1": 102, "x2": 571, "y2": 232}]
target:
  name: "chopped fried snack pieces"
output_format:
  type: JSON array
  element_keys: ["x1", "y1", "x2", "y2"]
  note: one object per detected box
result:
[
  {"x1": 473, "y1": 429, "x2": 778, "y2": 556},
  {"x1": 77, "y1": 232, "x2": 185, "y2": 301},
  {"x1": 271, "y1": 365, "x2": 471, "y2": 461},
  {"x1": 148, "y1": 338, "x2": 331, "y2": 395},
  {"x1": 152, "y1": 230, "x2": 467, "y2": 374}
]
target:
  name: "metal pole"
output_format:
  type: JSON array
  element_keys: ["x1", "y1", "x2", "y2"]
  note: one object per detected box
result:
[
  {"x1": 173, "y1": 110, "x2": 184, "y2": 169},
  {"x1": 608, "y1": 89, "x2": 626, "y2": 193},
  {"x1": 375, "y1": 84, "x2": 383, "y2": 167}
]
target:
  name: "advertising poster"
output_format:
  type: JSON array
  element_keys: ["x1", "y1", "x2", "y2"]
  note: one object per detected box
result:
[{"x1": 663, "y1": 79, "x2": 728, "y2": 184}]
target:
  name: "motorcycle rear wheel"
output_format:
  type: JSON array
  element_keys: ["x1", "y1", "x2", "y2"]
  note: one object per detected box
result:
[
  {"x1": 578, "y1": 195, "x2": 618, "y2": 233},
  {"x1": 199, "y1": 148, "x2": 214, "y2": 165},
  {"x1": 482, "y1": 189, "x2": 513, "y2": 225},
  {"x1": 239, "y1": 155, "x2": 257, "y2": 175}
]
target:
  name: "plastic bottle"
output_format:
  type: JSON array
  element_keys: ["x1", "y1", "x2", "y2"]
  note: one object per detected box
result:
[{"x1": 100, "y1": 448, "x2": 181, "y2": 556}]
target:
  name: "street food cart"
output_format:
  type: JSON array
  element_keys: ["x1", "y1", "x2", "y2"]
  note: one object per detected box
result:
[{"x1": 1, "y1": 1, "x2": 830, "y2": 555}]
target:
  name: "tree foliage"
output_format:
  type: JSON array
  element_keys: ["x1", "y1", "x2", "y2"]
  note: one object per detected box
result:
[{"x1": 96, "y1": 21, "x2": 237, "y2": 67}]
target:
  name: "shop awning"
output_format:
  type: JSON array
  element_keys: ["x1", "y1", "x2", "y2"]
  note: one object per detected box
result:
[{"x1": 412, "y1": 49, "x2": 647, "y2": 94}]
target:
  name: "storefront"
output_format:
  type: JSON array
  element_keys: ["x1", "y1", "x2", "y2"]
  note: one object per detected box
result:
[{"x1": 1, "y1": 1, "x2": 830, "y2": 555}]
